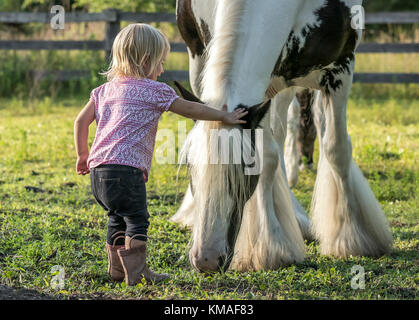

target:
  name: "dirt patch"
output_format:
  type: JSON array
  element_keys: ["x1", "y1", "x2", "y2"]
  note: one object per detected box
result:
[
  {"x1": 0, "y1": 285, "x2": 118, "y2": 300},
  {"x1": 0, "y1": 285, "x2": 56, "y2": 300}
]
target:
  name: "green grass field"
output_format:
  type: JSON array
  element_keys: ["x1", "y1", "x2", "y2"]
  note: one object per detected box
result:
[{"x1": 0, "y1": 87, "x2": 417, "y2": 300}]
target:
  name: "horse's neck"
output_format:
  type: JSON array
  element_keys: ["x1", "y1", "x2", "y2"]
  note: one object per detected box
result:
[{"x1": 200, "y1": 0, "x2": 305, "y2": 110}]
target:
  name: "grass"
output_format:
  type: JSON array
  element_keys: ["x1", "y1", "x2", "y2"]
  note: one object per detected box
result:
[
  {"x1": 0, "y1": 88, "x2": 417, "y2": 300},
  {"x1": 355, "y1": 53, "x2": 419, "y2": 74}
]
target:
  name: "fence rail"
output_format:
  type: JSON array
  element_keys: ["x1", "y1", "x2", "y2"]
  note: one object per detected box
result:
[
  {"x1": 365, "y1": 11, "x2": 419, "y2": 24},
  {"x1": 0, "y1": 11, "x2": 177, "y2": 23},
  {"x1": 1, "y1": 10, "x2": 418, "y2": 84},
  {"x1": 1, "y1": 11, "x2": 418, "y2": 24},
  {"x1": 2, "y1": 41, "x2": 418, "y2": 54},
  {"x1": 0, "y1": 40, "x2": 188, "y2": 52}
]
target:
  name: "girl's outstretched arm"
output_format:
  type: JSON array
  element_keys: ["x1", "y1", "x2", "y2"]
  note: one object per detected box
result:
[
  {"x1": 74, "y1": 100, "x2": 95, "y2": 175},
  {"x1": 168, "y1": 98, "x2": 248, "y2": 125}
]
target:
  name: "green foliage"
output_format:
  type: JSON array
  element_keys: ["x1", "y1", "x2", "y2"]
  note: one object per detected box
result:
[
  {"x1": 0, "y1": 0, "x2": 70, "y2": 12},
  {"x1": 0, "y1": 0, "x2": 22, "y2": 11},
  {"x1": 72, "y1": 0, "x2": 176, "y2": 13},
  {"x1": 0, "y1": 50, "x2": 107, "y2": 99},
  {"x1": 0, "y1": 45, "x2": 192, "y2": 99},
  {"x1": 21, "y1": 0, "x2": 52, "y2": 10},
  {"x1": 364, "y1": 0, "x2": 419, "y2": 12},
  {"x1": 0, "y1": 0, "x2": 176, "y2": 12}
]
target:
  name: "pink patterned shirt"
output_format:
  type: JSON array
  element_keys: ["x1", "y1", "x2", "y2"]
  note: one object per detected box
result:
[{"x1": 87, "y1": 77, "x2": 179, "y2": 182}]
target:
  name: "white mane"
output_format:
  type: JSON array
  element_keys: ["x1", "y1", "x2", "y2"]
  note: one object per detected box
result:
[
  {"x1": 178, "y1": 120, "x2": 256, "y2": 249},
  {"x1": 175, "y1": 0, "x2": 253, "y2": 250}
]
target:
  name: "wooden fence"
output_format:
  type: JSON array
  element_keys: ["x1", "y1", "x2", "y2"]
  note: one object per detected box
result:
[{"x1": 0, "y1": 10, "x2": 418, "y2": 83}]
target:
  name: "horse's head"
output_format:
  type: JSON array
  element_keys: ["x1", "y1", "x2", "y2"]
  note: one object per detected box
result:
[{"x1": 175, "y1": 82, "x2": 271, "y2": 272}]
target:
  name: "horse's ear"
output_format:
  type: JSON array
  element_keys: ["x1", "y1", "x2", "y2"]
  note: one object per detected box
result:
[
  {"x1": 174, "y1": 81, "x2": 204, "y2": 104},
  {"x1": 235, "y1": 100, "x2": 271, "y2": 129}
]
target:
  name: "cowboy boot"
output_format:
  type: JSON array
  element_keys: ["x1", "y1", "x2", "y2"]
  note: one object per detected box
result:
[
  {"x1": 118, "y1": 234, "x2": 169, "y2": 286},
  {"x1": 106, "y1": 231, "x2": 125, "y2": 282},
  {"x1": 117, "y1": 235, "x2": 147, "y2": 286},
  {"x1": 132, "y1": 237, "x2": 169, "y2": 283},
  {"x1": 142, "y1": 265, "x2": 170, "y2": 283}
]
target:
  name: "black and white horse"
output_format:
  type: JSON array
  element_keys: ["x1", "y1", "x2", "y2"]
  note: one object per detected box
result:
[{"x1": 171, "y1": 0, "x2": 393, "y2": 272}]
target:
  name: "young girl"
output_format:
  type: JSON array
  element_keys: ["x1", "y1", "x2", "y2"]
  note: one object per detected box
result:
[{"x1": 73, "y1": 23, "x2": 248, "y2": 286}]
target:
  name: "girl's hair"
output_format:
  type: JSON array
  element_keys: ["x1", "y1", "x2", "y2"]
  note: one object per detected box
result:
[{"x1": 102, "y1": 23, "x2": 170, "y2": 81}]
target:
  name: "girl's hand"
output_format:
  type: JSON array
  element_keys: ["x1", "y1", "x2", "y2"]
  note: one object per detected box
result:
[
  {"x1": 76, "y1": 154, "x2": 90, "y2": 175},
  {"x1": 221, "y1": 105, "x2": 248, "y2": 125}
]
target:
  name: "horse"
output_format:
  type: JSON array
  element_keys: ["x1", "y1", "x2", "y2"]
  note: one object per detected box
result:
[{"x1": 171, "y1": 0, "x2": 393, "y2": 272}]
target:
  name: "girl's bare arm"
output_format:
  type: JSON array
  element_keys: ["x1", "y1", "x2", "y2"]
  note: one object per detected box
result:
[
  {"x1": 168, "y1": 98, "x2": 248, "y2": 124},
  {"x1": 74, "y1": 100, "x2": 95, "y2": 174}
]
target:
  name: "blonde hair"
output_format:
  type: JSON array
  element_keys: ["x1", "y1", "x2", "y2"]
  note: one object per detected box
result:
[{"x1": 102, "y1": 23, "x2": 170, "y2": 81}]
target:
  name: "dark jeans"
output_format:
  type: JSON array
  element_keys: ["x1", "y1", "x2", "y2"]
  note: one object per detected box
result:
[{"x1": 90, "y1": 164, "x2": 149, "y2": 245}]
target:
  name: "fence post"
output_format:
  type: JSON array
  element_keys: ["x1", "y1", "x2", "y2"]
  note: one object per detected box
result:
[{"x1": 104, "y1": 9, "x2": 120, "y2": 62}]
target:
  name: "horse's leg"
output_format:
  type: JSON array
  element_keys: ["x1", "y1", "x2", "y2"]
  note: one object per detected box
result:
[
  {"x1": 170, "y1": 184, "x2": 195, "y2": 228},
  {"x1": 284, "y1": 96, "x2": 301, "y2": 188},
  {"x1": 296, "y1": 89, "x2": 317, "y2": 171},
  {"x1": 311, "y1": 65, "x2": 393, "y2": 258},
  {"x1": 271, "y1": 90, "x2": 313, "y2": 241},
  {"x1": 170, "y1": 53, "x2": 205, "y2": 228},
  {"x1": 231, "y1": 89, "x2": 306, "y2": 271}
]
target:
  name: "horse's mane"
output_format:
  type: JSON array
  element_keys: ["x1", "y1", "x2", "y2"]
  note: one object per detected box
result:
[
  {"x1": 178, "y1": 119, "x2": 257, "y2": 246},
  {"x1": 177, "y1": 0, "x2": 254, "y2": 250},
  {"x1": 200, "y1": 0, "x2": 246, "y2": 108}
]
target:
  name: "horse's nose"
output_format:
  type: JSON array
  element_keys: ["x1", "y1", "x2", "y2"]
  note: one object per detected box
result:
[
  {"x1": 191, "y1": 256, "x2": 219, "y2": 273},
  {"x1": 190, "y1": 250, "x2": 226, "y2": 273}
]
